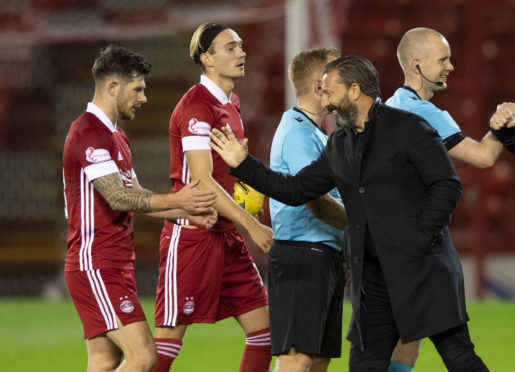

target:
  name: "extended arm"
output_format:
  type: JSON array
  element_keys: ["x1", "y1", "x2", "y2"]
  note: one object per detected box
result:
[
  {"x1": 185, "y1": 149, "x2": 273, "y2": 252},
  {"x1": 132, "y1": 177, "x2": 218, "y2": 229},
  {"x1": 306, "y1": 194, "x2": 348, "y2": 230},
  {"x1": 210, "y1": 127, "x2": 333, "y2": 206},
  {"x1": 448, "y1": 131, "x2": 503, "y2": 168},
  {"x1": 92, "y1": 173, "x2": 217, "y2": 214}
]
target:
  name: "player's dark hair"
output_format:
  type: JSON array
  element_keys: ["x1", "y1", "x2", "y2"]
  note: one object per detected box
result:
[
  {"x1": 92, "y1": 44, "x2": 151, "y2": 82},
  {"x1": 324, "y1": 55, "x2": 380, "y2": 98}
]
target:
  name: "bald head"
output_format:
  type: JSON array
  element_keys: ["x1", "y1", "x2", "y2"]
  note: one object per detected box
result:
[{"x1": 397, "y1": 27, "x2": 447, "y2": 72}]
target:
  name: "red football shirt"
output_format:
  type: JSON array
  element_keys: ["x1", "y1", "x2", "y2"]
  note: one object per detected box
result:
[
  {"x1": 169, "y1": 75, "x2": 245, "y2": 231},
  {"x1": 63, "y1": 103, "x2": 136, "y2": 271}
]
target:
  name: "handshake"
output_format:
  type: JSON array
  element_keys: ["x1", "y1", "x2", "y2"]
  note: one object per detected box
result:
[{"x1": 489, "y1": 102, "x2": 515, "y2": 130}]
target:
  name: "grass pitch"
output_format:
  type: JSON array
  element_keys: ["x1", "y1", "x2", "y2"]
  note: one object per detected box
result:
[{"x1": 0, "y1": 299, "x2": 513, "y2": 371}]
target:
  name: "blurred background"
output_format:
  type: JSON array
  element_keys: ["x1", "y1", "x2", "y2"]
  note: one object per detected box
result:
[{"x1": 0, "y1": 0, "x2": 514, "y2": 301}]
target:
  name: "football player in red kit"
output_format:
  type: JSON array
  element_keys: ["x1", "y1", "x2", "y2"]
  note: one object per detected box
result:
[
  {"x1": 63, "y1": 44, "x2": 217, "y2": 372},
  {"x1": 152, "y1": 23, "x2": 273, "y2": 372}
]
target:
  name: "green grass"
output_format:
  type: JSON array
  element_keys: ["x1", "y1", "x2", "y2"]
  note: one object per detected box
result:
[{"x1": 0, "y1": 299, "x2": 513, "y2": 371}]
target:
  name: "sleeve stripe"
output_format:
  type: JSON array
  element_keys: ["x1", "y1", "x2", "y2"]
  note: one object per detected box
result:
[
  {"x1": 182, "y1": 136, "x2": 211, "y2": 151},
  {"x1": 443, "y1": 132, "x2": 465, "y2": 151},
  {"x1": 84, "y1": 161, "x2": 119, "y2": 181}
]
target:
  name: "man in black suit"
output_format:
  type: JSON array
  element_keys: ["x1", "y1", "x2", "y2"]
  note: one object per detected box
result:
[{"x1": 209, "y1": 56, "x2": 489, "y2": 371}]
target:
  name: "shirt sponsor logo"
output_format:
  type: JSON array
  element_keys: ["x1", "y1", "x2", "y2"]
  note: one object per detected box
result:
[
  {"x1": 183, "y1": 296, "x2": 195, "y2": 315},
  {"x1": 85, "y1": 147, "x2": 111, "y2": 164},
  {"x1": 120, "y1": 299, "x2": 135, "y2": 313},
  {"x1": 188, "y1": 118, "x2": 211, "y2": 135}
]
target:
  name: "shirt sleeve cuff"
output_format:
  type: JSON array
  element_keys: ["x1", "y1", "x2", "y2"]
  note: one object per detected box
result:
[
  {"x1": 182, "y1": 136, "x2": 211, "y2": 151},
  {"x1": 443, "y1": 132, "x2": 465, "y2": 151},
  {"x1": 84, "y1": 161, "x2": 119, "y2": 181},
  {"x1": 229, "y1": 155, "x2": 256, "y2": 180}
]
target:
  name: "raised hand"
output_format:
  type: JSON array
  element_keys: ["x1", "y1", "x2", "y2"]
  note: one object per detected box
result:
[
  {"x1": 173, "y1": 179, "x2": 217, "y2": 215},
  {"x1": 209, "y1": 127, "x2": 249, "y2": 168}
]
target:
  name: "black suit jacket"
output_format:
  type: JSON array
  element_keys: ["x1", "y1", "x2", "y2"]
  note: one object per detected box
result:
[{"x1": 231, "y1": 99, "x2": 467, "y2": 348}]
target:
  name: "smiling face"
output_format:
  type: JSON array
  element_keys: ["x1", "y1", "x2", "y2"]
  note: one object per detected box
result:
[
  {"x1": 116, "y1": 74, "x2": 147, "y2": 120},
  {"x1": 321, "y1": 69, "x2": 359, "y2": 130},
  {"x1": 418, "y1": 34, "x2": 454, "y2": 91},
  {"x1": 317, "y1": 53, "x2": 341, "y2": 119},
  {"x1": 205, "y1": 29, "x2": 246, "y2": 81}
]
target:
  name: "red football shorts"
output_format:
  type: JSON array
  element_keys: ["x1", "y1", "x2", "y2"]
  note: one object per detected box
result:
[
  {"x1": 65, "y1": 268, "x2": 147, "y2": 339},
  {"x1": 155, "y1": 223, "x2": 268, "y2": 327}
]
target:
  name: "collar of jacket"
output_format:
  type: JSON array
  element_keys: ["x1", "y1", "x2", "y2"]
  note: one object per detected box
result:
[
  {"x1": 359, "y1": 97, "x2": 382, "y2": 135},
  {"x1": 367, "y1": 97, "x2": 382, "y2": 122}
]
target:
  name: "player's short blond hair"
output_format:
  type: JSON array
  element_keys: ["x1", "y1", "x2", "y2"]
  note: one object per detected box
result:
[{"x1": 288, "y1": 48, "x2": 341, "y2": 96}]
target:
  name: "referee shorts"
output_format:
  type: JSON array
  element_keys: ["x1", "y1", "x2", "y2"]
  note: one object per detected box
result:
[{"x1": 268, "y1": 240, "x2": 345, "y2": 358}]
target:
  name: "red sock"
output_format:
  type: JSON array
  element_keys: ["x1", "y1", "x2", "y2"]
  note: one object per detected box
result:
[
  {"x1": 152, "y1": 338, "x2": 182, "y2": 372},
  {"x1": 239, "y1": 328, "x2": 272, "y2": 372}
]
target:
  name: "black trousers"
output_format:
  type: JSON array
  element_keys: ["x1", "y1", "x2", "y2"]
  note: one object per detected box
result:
[{"x1": 349, "y1": 255, "x2": 488, "y2": 372}]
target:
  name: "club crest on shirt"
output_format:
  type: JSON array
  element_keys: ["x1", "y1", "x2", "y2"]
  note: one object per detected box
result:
[
  {"x1": 188, "y1": 118, "x2": 211, "y2": 135},
  {"x1": 85, "y1": 147, "x2": 111, "y2": 164},
  {"x1": 183, "y1": 297, "x2": 195, "y2": 315}
]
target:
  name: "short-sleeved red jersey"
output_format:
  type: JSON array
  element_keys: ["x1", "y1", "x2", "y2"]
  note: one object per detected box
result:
[
  {"x1": 63, "y1": 103, "x2": 135, "y2": 271},
  {"x1": 169, "y1": 75, "x2": 244, "y2": 231}
]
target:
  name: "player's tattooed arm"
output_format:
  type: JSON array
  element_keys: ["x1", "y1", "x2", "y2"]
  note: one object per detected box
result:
[
  {"x1": 92, "y1": 173, "x2": 153, "y2": 212},
  {"x1": 93, "y1": 173, "x2": 217, "y2": 214}
]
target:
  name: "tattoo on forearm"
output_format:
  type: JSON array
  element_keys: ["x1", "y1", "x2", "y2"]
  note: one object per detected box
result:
[{"x1": 93, "y1": 173, "x2": 153, "y2": 212}]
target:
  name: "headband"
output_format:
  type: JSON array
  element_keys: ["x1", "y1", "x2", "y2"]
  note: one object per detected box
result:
[{"x1": 194, "y1": 24, "x2": 228, "y2": 64}]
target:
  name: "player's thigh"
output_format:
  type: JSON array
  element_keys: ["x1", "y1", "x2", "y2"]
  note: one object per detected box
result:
[
  {"x1": 86, "y1": 335, "x2": 123, "y2": 372},
  {"x1": 154, "y1": 324, "x2": 188, "y2": 340},
  {"x1": 235, "y1": 305, "x2": 270, "y2": 334},
  {"x1": 107, "y1": 319, "x2": 156, "y2": 361}
]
